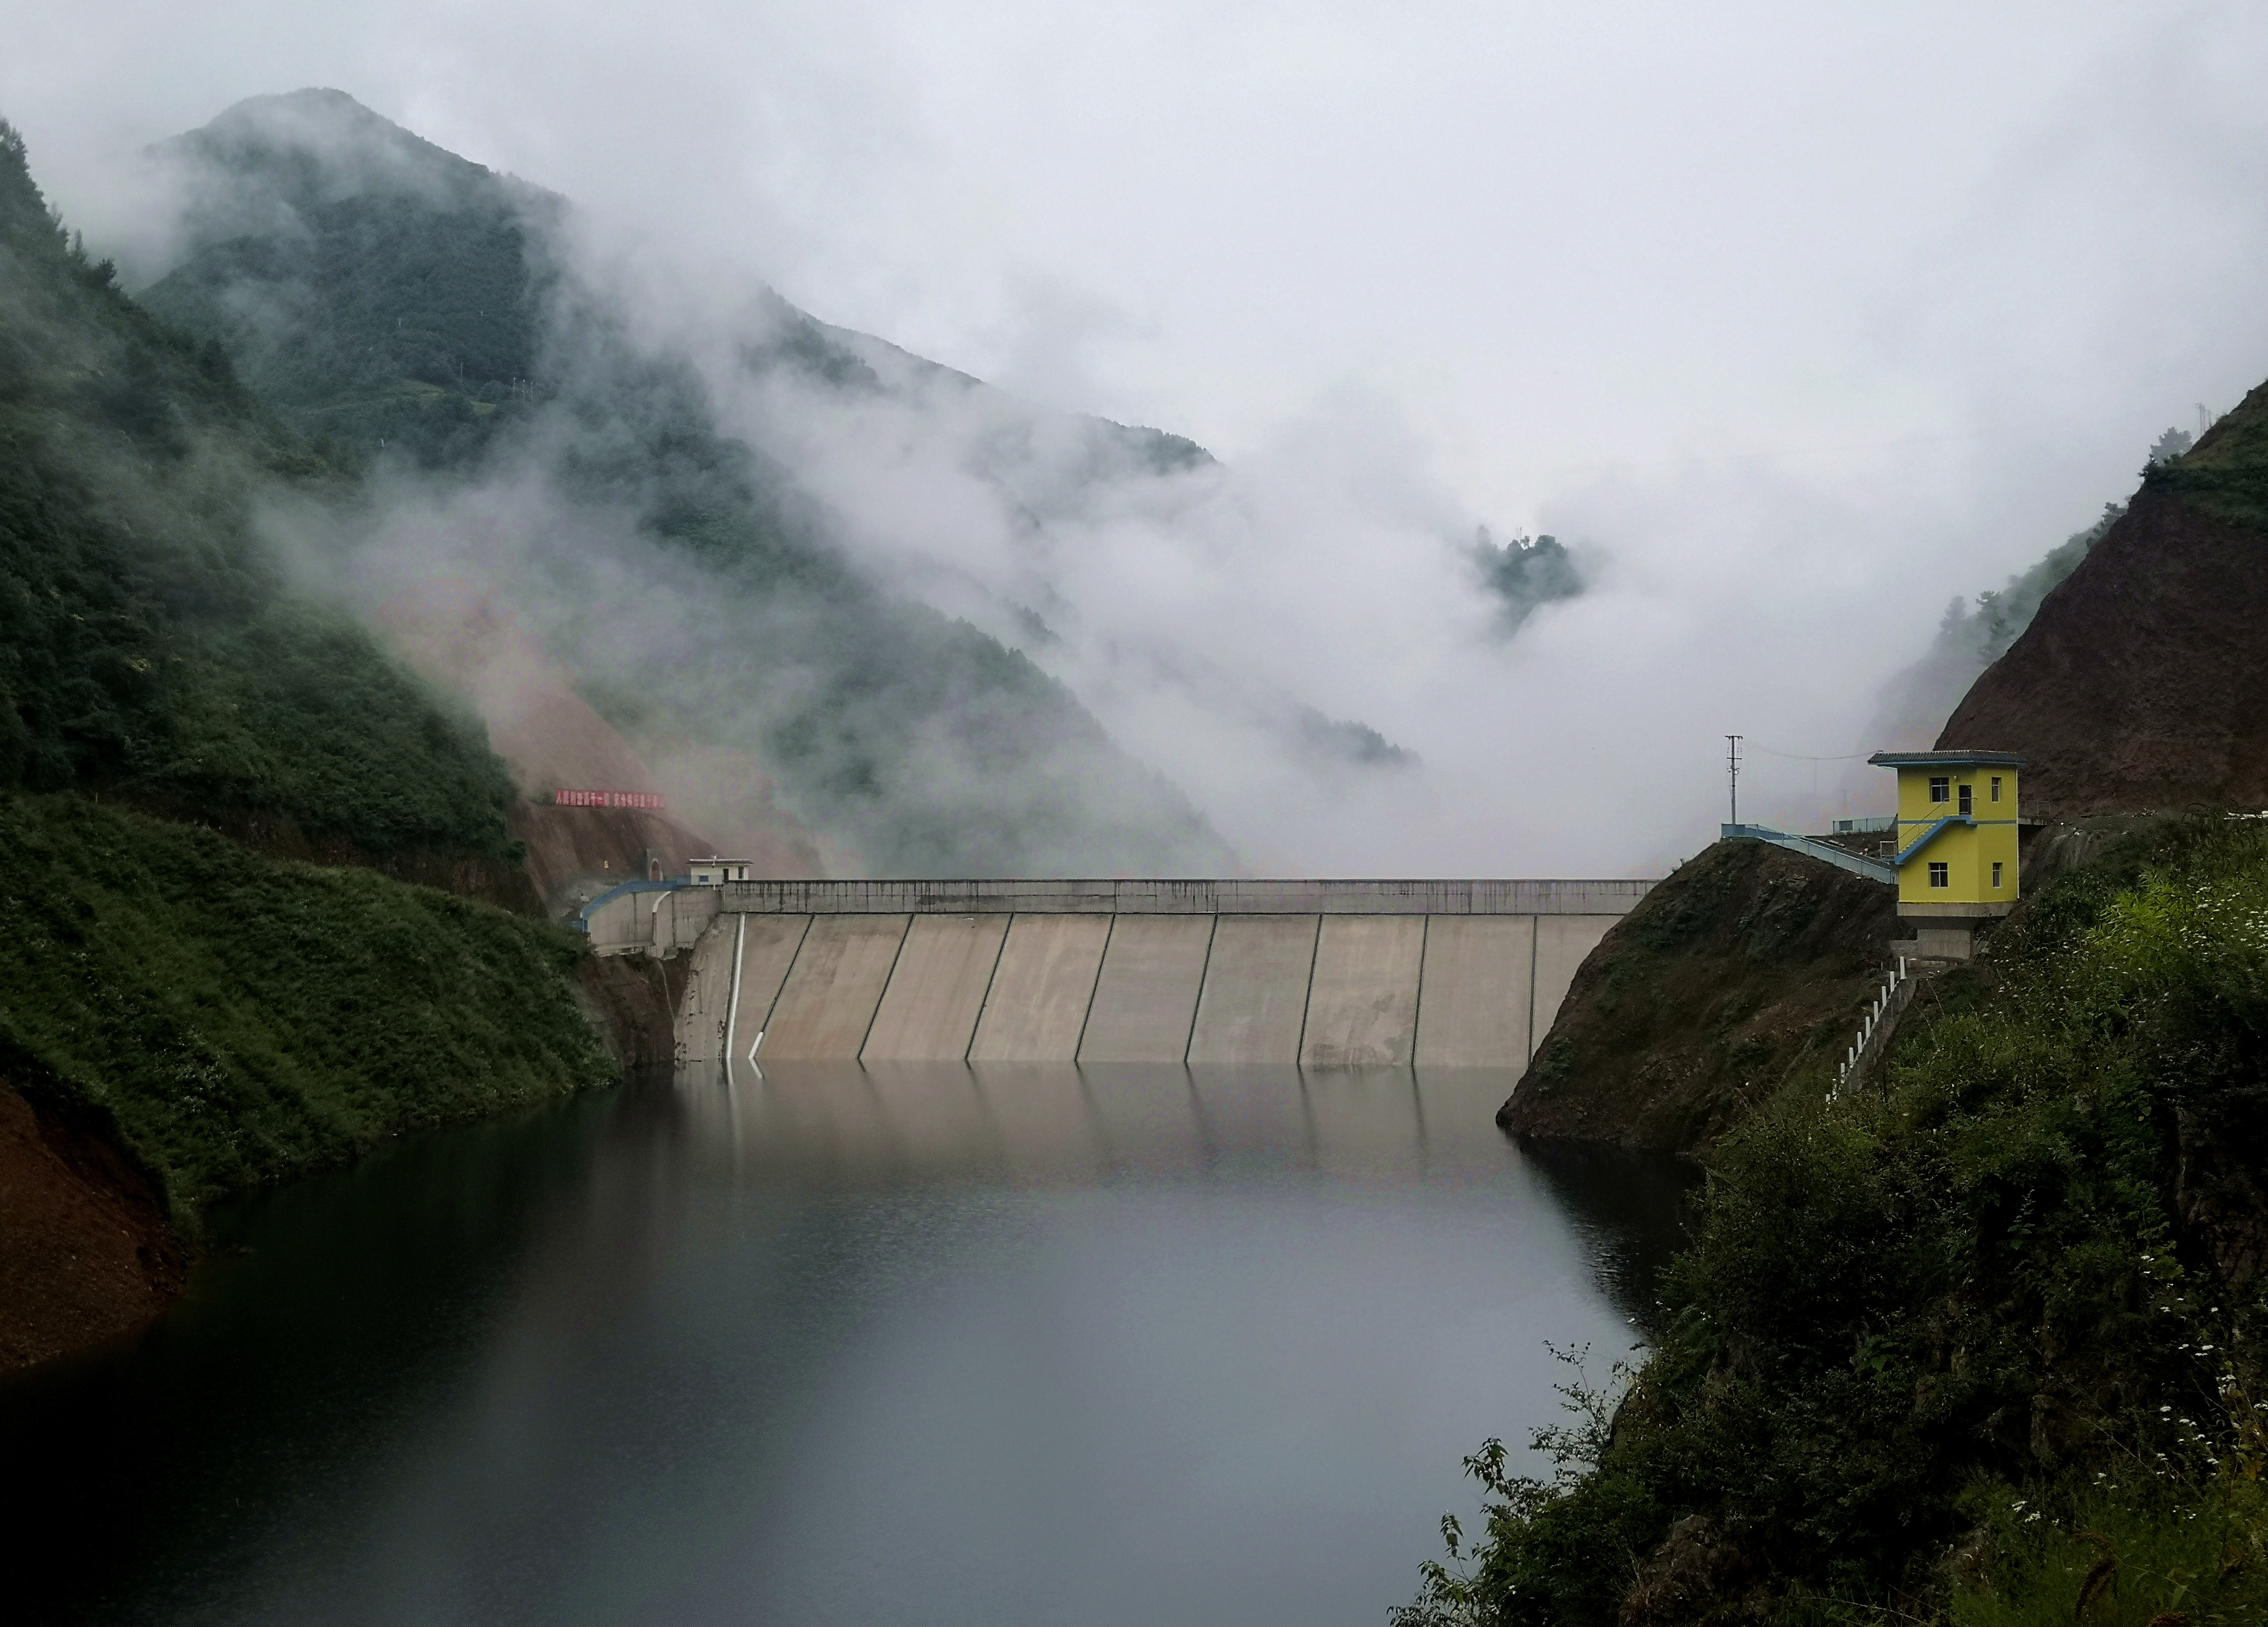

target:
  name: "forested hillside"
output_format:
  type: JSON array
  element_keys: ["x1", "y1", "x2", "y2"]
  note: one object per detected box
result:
[
  {"x1": 134, "y1": 89, "x2": 1238, "y2": 876},
  {"x1": 138, "y1": 90, "x2": 556, "y2": 467},
  {"x1": 0, "y1": 118, "x2": 518, "y2": 860},
  {"x1": 1416, "y1": 818, "x2": 2268, "y2": 1625},
  {"x1": 0, "y1": 120, "x2": 625, "y2": 1370}
]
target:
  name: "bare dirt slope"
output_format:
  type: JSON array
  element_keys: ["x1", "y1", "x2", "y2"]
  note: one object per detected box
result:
[
  {"x1": 376, "y1": 580, "x2": 825, "y2": 904},
  {"x1": 0, "y1": 1082, "x2": 187, "y2": 1373},
  {"x1": 1939, "y1": 382, "x2": 2268, "y2": 817},
  {"x1": 1500, "y1": 841, "x2": 1897, "y2": 1153}
]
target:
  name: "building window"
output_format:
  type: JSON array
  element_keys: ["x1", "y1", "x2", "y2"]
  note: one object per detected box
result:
[
  {"x1": 1992, "y1": 861, "x2": 2003, "y2": 888},
  {"x1": 1928, "y1": 861, "x2": 1949, "y2": 888},
  {"x1": 1991, "y1": 776, "x2": 2002, "y2": 802},
  {"x1": 1958, "y1": 783, "x2": 1973, "y2": 815},
  {"x1": 1929, "y1": 776, "x2": 1950, "y2": 803}
]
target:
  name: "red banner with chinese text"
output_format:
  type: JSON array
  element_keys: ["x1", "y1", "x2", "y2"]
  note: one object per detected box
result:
[{"x1": 551, "y1": 790, "x2": 667, "y2": 810}]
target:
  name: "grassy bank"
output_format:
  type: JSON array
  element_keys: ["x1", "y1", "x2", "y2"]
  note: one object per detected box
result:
[
  {"x1": 1502, "y1": 839, "x2": 1899, "y2": 1151},
  {"x1": 1408, "y1": 818, "x2": 2268, "y2": 1625},
  {"x1": 0, "y1": 792, "x2": 614, "y2": 1214}
]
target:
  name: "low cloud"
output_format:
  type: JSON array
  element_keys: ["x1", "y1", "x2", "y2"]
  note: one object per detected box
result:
[{"x1": 16, "y1": 4, "x2": 2268, "y2": 877}]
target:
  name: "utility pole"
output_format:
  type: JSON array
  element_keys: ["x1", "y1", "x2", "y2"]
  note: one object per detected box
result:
[{"x1": 1726, "y1": 734, "x2": 1743, "y2": 827}]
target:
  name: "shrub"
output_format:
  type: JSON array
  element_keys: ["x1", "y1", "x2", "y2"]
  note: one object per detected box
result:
[{"x1": 1405, "y1": 820, "x2": 2268, "y2": 1623}]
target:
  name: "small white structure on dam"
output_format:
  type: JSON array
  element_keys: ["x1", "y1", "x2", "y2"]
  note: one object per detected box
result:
[{"x1": 583, "y1": 878, "x2": 1654, "y2": 1072}]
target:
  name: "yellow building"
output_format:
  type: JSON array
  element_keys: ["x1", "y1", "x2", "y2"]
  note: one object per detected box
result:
[{"x1": 1866, "y1": 749, "x2": 2025, "y2": 957}]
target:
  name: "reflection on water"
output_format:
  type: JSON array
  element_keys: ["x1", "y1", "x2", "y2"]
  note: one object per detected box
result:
[
  {"x1": 5, "y1": 1066, "x2": 1690, "y2": 1627},
  {"x1": 695, "y1": 1063, "x2": 1555, "y2": 1189},
  {"x1": 1522, "y1": 1139, "x2": 1700, "y2": 1338}
]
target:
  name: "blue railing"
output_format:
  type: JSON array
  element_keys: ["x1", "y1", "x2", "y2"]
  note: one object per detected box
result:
[
  {"x1": 1721, "y1": 824, "x2": 1896, "y2": 885},
  {"x1": 1891, "y1": 815, "x2": 1973, "y2": 867},
  {"x1": 572, "y1": 878, "x2": 685, "y2": 933}
]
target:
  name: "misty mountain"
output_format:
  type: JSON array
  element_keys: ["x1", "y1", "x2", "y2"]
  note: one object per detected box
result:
[
  {"x1": 0, "y1": 118, "x2": 519, "y2": 861},
  {"x1": 138, "y1": 91, "x2": 556, "y2": 468},
  {"x1": 135, "y1": 89, "x2": 1238, "y2": 875},
  {"x1": 1469, "y1": 527, "x2": 1582, "y2": 634},
  {"x1": 142, "y1": 91, "x2": 1213, "y2": 485}
]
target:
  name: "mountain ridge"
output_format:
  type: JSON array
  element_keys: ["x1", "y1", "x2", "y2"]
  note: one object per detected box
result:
[{"x1": 133, "y1": 89, "x2": 1245, "y2": 877}]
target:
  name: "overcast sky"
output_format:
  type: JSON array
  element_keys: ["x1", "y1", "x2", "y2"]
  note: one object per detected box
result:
[{"x1": 8, "y1": 2, "x2": 2268, "y2": 869}]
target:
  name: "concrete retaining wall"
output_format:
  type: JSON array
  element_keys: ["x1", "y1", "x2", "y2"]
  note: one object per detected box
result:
[
  {"x1": 1412, "y1": 916, "x2": 1535, "y2": 1068},
  {"x1": 669, "y1": 877, "x2": 1653, "y2": 1070},
  {"x1": 861, "y1": 915, "x2": 1009, "y2": 1063},
  {"x1": 1186, "y1": 915, "x2": 1321, "y2": 1066},
  {"x1": 1078, "y1": 916, "x2": 1215, "y2": 1065},
  {"x1": 1299, "y1": 915, "x2": 1426, "y2": 1067},
  {"x1": 761, "y1": 916, "x2": 911, "y2": 1060},
  {"x1": 968, "y1": 915, "x2": 1115, "y2": 1063}
]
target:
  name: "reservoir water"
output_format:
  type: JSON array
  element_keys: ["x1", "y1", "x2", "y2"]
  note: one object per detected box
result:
[{"x1": 6, "y1": 1065, "x2": 1690, "y2": 1626}]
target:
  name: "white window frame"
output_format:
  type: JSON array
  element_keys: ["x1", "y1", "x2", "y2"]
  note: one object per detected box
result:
[{"x1": 1928, "y1": 861, "x2": 1949, "y2": 889}]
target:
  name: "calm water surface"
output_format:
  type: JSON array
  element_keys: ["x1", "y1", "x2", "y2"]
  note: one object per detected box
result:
[{"x1": 6, "y1": 1065, "x2": 1690, "y2": 1626}]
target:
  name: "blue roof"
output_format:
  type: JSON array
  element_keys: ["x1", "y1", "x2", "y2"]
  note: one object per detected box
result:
[{"x1": 1867, "y1": 750, "x2": 2027, "y2": 769}]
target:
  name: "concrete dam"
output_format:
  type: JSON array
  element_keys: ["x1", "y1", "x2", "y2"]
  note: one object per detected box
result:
[{"x1": 585, "y1": 879, "x2": 1654, "y2": 1071}]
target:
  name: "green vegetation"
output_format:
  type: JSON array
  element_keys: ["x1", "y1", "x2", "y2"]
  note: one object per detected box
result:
[
  {"x1": 1955, "y1": 500, "x2": 2124, "y2": 667},
  {"x1": 0, "y1": 118, "x2": 519, "y2": 858},
  {"x1": 1410, "y1": 818, "x2": 2268, "y2": 1624},
  {"x1": 1503, "y1": 841, "x2": 1898, "y2": 1150},
  {"x1": 1931, "y1": 410, "x2": 2255, "y2": 676},
  {"x1": 2148, "y1": 381, "x2": 2268, "y2": 535},
  {"x1": 1947, "y1": 394, "x2": 2268, "y2": 649},
  {"x1": 1472, "y1": 528, "x2": 1582, "y2": 633},
  {"x1": 138, "y1": 89, "x2": 555, "y2": 468},
  {"x1": 0, "y1": 121, "x2": 610, "y2": 1224},
  {"x1": 0, "y1": 791, "x2": 612, "y2": 1213}
]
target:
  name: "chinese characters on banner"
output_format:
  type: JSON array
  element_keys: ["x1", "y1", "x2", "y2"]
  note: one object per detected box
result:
[{"x1": 551, "y1": 790, "x2": 667, "y2": 810}]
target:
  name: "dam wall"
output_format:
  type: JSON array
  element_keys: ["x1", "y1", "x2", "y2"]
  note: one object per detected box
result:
[{"x1": 668, "y1": 879, "x2": 1652, "y2": 1072}]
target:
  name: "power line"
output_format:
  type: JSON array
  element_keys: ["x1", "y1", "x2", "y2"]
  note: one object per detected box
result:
[{"x1": 1747, "y1": 744, "x2": 1871, "y2": 762}]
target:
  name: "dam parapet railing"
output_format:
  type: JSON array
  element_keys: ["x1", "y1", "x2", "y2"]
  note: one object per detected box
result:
[
  {"x1": 712, "y1": 876, "x2": 1656, "y2": 917},
  {"x1": 581, "y1": 877, "x2": 1657, "y2": 961}
]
